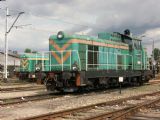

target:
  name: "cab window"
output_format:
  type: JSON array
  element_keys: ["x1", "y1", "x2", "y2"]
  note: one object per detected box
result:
[{"x1": 134, "y1": 40, "x2": 141, "y2": 49}]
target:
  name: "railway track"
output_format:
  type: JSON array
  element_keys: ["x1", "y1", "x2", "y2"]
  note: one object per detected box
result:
[
  {"x1": 0, "y1": 85, "x2": 142, "y2": 107},
  {"x1": 0, "y1": 87, "x2": 122, "y2": 107},
  {"x1": 0, "y1": 86, "x2": 45, "y2": 93},
  {"x1": 126, "y1": 103, "x2": 160, "y2": 120},
  {"x1": 0, "y1": 93, "x2": 60, "y2": 107},
  {"x1": 84, "y1": 94, "x2": 160, "y2": 120},
  {"x1": 111, "y1": 98, "x2": 160, "y2": 120},
  {"x1": 149, "y1": 79, "x2": 160, "y2": 85},
  {"x1": 17, "y1": 91, "x2": 160, "y2": 120}
]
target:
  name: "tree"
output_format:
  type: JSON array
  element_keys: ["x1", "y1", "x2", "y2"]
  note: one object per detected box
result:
[
  {"x1": 153, "y1": 48, "x2": 160, "y2": 61},
  {"x1": 32, "y1": 51, "x2": 37, "y2": 53},
  {"x1": 24, "y1": 48, "x2": 31, "y2": 53}
]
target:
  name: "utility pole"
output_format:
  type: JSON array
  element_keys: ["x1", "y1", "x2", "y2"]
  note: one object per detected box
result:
[
  {"x1": 152, "y1": 39, "x2": 155, "y2": 61},
  {"x1": 152, "y1": 39, "x2": 156, "y2": 78},
  {"x1": 3, "y1": 6, "x2": 24, "y2": 81},
  {"x1": 4, "y1": 7, "x2": 8, "y2": 81},
  {"x1": 0, "y1": 0, "x2": 7, "y2": 81}
]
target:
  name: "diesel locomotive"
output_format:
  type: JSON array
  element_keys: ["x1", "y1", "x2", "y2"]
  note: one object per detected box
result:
[
  {"x1": 19, "y1": 29, "x2": 153, "y2": 92},
  {"x1": 19, "y1": 53, "x2": 49, "y2": 80},
  {"x1": 44, "y1": 30, "x2": 152, "y2": 92}
]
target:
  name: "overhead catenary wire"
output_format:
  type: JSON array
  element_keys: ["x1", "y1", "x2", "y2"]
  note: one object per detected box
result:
[
  {"x1": 1, "y1": 6, "x2": 159, "y2": 45},
  {"x1": 1, "y1": 10, "x2": 103, "y2": 36},
  {"x1": 1, "y1": 7, "x2": 106, "y2": 31},
  {"x1": 23, "y1": 11, "x2": 107, "y2": 31},
  {"x1": 0, "y1": 22, "x2": 57, "y2": 34},
  {"x1": 14, "y1": 25, "x2": 57, "y2": 34}
]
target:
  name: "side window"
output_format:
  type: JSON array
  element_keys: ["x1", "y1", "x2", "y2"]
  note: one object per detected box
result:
[
  {"x1": 134, "y1": 40, "x2": 137, "y2": 49},
  {"x1": 117, "y1": 55, "x2": 123, "y2": 70},
  {"x1": 137, "y1": 55, "x2": 142, "y2": 64},
  {"x1": 88, "y1": 45, "x2": 98, "y2": 68},
  {"x1": 139, "y1": 41, "x2": 142, "y2": 49},
  {"x1": 123, "y1": 39, "x2": 133, "y2": 51},
  {"x1": 134, "y1": 40, "x2": 142, "y2": 49}
]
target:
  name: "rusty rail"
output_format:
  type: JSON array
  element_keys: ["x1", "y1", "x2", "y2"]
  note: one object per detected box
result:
[
  {"x1": 17, "y1": 91, "x2": 160, "y2": 120},
  {"x1": 111, "y1": 97, "x2": 160, "y2": 120},
  {"x1": 0, "y1": 86, "x2": 44, "y2": 92},
  {"x1": 0, "y1": 93, "x2": 61, "y2": 107}
]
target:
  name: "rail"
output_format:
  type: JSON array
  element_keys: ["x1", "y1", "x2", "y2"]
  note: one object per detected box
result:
[
  {"x1": 111, "y1": 97, "x2": 160, "y2": 120},
  {"x1": 17, "y1": 91, "x2": 160, "y2": 120}
]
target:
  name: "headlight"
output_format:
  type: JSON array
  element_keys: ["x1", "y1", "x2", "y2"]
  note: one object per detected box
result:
[
  {"x1": 72, "y1": 66, "x2": 77, "y2": 71},
  {"x1": 137, "y1": 61, "x2": 141, "y2": 64},
  {"x1": 36, "y1": 67, "x2": 40, "y2": 71},
  {"x1": 72, "y1": 61, "x2": 79, "y2": 71},
  {"x1": 58, "y1": 34, "x2": 63, "y2": 39},
  {"x1": 57, "y1": 31, "x2": 64, "y2": 40}
]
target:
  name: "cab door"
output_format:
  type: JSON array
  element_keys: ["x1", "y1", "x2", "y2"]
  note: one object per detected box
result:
[{"x1": 133, "y1": 40, "x2": 142, "y2": 70}]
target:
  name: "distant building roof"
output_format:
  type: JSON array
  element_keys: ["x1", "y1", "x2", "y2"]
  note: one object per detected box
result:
[
  {"x1": 0, "y1": 51, "x2": 19, "y2": 58},
  {"x1": 0, "y1": 51, "x2": 20, "y2": 66}
]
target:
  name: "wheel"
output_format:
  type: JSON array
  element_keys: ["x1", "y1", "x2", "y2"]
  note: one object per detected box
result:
[{"x1": 45, "y1": 78, "x2": 56, "y2": 91}]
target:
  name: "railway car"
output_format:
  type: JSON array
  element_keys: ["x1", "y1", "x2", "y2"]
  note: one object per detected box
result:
[
  {"x1": 19, "y1": 53, "x2": 49, "y2": 80},
  {"x1": 41, "y1": 29, "x2": 152, "y2": 92}
]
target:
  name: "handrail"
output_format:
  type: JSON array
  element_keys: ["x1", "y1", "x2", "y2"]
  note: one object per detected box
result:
[
  {"x1": 87, "y1": 50, "x2": 133, "y2": 70},
  {"x1": 41, "y1": 50, "x2": 81, "y2": 71}
]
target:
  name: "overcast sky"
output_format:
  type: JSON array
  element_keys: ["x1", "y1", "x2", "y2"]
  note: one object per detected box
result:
[{"x1": 0, "y1": 0, "x2": 160, "y2": 55}]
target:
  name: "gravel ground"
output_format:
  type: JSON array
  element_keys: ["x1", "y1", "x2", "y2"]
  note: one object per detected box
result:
[
  {"x1": 0, "y1": 83, "x2": 44, "y2": 89},
  {"x1": 0, "y1": 82, "x2": 46, "y2": 99},
  {"x1": 0, "y1": 78, "x2": 31, "y2": 86},
  {"x1": 0, "y1": 89, "x2": 48, "y2": 99},
  {"x1": 0, "y1": 83, "x2": 47, "y2": 99},
  {"x1": 0, "y1": 83, "x2": 160, "y2": 120}
]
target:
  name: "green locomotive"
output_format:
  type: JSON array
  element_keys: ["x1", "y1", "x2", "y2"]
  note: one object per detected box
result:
[
  {"x1": 43, "y1": 30, "x2": 152, "y2": 92},
  {"x1": 19, "y1": 53, "x2": 49, "y2": 80}
]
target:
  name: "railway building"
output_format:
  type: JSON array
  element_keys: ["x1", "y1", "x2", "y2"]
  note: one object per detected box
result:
[{"x1": 0, "y1": 51, "x2": 20, "y2": 78}]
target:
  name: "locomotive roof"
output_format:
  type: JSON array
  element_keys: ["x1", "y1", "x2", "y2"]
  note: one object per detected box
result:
[
  {"x1": 49, "y1": 33, "x2": 128, "y2": 47},
  {"x1": 20, "y1": 53, "x2": 48, "y2": 59}
]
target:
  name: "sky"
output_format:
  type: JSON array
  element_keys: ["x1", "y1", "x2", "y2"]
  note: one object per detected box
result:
[{"x1": 0, "y1": 0, "x2": 160, "y2": 55}]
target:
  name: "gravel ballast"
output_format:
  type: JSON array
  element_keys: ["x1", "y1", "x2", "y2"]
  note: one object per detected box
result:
[{"x1": 0, "y1": 83, "x2": 160, "y2": 120}]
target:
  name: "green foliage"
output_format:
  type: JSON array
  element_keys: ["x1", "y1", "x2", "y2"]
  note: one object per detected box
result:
[
  {"x1": 32, "y1": 51, "x2": 37, "y2": 53},
  {"x1": 24, "y1": 48, "x2": 31, "y2": 53},
  {"x1": 153, "y1": 48, "x2": 160, "y2": 61}
]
